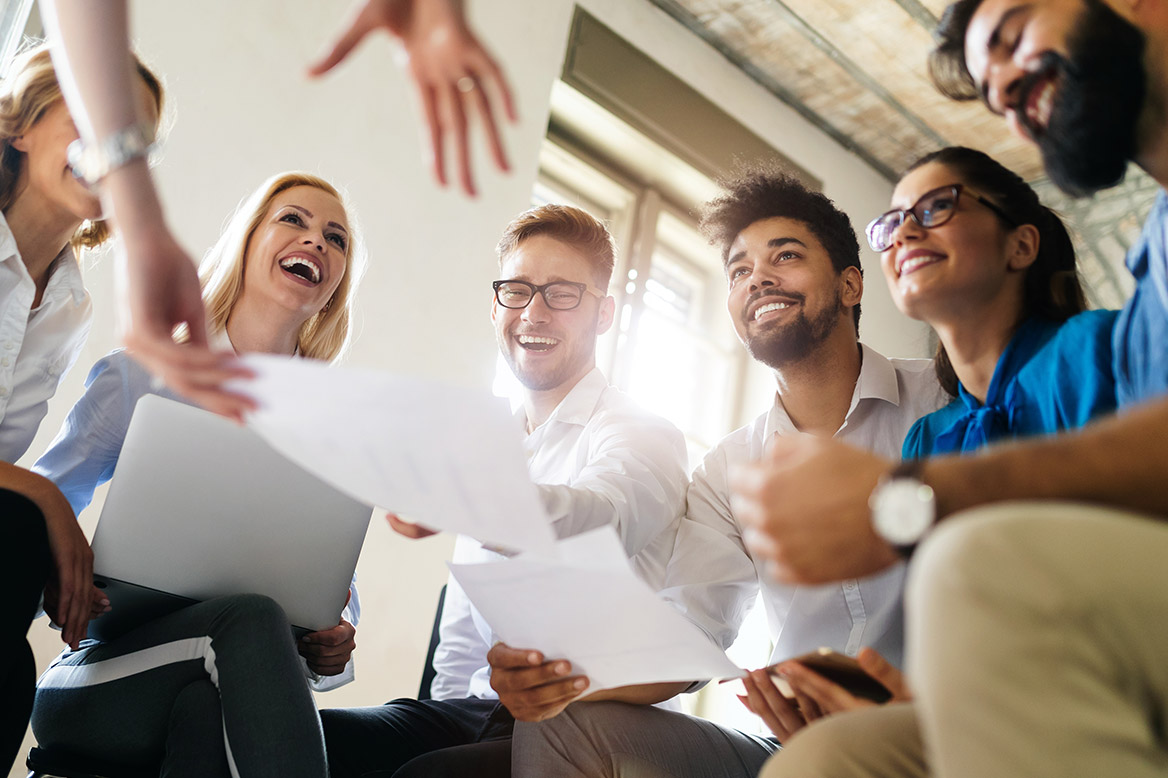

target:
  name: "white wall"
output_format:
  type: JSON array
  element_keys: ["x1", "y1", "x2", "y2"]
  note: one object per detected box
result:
[{"x1": 12, "y1": 1, "x2": 927, "y2": 772}]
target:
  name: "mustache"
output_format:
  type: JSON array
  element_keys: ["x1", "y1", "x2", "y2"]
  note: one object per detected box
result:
[{"x1": 743, "y1": 288, "x2": 805, "y2": 321}]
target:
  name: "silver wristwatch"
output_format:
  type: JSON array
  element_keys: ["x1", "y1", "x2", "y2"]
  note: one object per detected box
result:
[
  {"x1": 869, "y1": 459, "x2": 935, "y2": 555},
  {"x1": 67, "y1": 123, "x2": 156, "y2": 188}
]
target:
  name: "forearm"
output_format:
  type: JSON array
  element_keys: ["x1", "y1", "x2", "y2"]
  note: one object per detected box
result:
[
  {"x1": 0, "y1": 462, "x2": 69, "y2": 520},
  {"x1": 41, "y1": 0, "x2": 138, "y2": 143},
  {"x1": 582, "y1": 680, "x2": 691, "y2": 706},
  {"x1": 926, "y1": 398, "x2": 1168, "y2": 520}
]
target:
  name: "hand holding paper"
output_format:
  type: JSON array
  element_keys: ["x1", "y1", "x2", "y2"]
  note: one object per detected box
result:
[
  {"x1": 450, "y1": 527, "x2": 742, "y2": 692},
  {"x1": 229, "y1": 355, "x2": 555, "y2": 554}
]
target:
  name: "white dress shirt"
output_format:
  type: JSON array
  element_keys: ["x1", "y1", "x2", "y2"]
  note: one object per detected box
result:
[
  {"x1": 660, "y1": 344, "x2": 947, "y2": 671},
  {"x1": 33, "y1": 333, "x2": 359, "y2": 691},
  {"x1": 430, "y1": 367, "x2": 689, "y2": 701},
  {"x1": 0, "y1": 212, "x2": 92, "y2": 463}
]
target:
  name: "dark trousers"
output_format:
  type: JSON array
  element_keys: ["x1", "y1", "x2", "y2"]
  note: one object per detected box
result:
[
  {"x1": 1, "y1": 489, "x2": 51, "y2": 774},
  {"x1": 321, "y1": 697, "x2": 514, "y2": 778}
]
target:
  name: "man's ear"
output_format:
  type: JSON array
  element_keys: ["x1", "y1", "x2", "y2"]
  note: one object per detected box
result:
[
  {"x1": 1006, "y1": 223, "x2": 1040, "y2": 272},
  {"x1": 490, "y1": 295, "x2": 499, "y2": 324},
  {"x1": 841, "y1": 265, "x2": 864, "y2": 309},
  {"x1": 596, "y1": 295, "x2": 616, "y2": 336}
]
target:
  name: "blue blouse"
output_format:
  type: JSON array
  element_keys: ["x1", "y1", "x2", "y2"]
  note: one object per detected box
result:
[{"x1": 903, "y1": 310, "x2": 1119, "y2": 457}]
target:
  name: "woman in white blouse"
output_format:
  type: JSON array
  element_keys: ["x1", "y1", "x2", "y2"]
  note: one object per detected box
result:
[
  {"x1": 0, "y1": 42, "x2": 163, "y2": 772},
  {"x1": 31, "y1": 170, "x2": 366, "y2": 778}
]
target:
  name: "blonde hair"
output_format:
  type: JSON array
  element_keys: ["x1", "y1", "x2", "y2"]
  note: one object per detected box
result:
[
  {"x1": 496, "y1": 204, "x2": 617, "y2": 291},
  {"x1": 0, "y1": 41, "x2": 164, "y2": 253},
  {"x1": 199, "y1": 172, "x2": 365, "y2": 363}
]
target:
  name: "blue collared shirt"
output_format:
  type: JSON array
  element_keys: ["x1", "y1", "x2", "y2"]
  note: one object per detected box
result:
[
  {"x1": 1113, "y1": 190, "x2": 1168, "y2": 407},
  {"x1": 904, "y1": 312, "x2": 1119, "y2": 458}
]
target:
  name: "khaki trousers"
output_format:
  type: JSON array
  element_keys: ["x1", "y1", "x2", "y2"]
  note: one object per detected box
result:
[{"x1": 762, "y1": 502, "x2": 1168, "y2": 778}]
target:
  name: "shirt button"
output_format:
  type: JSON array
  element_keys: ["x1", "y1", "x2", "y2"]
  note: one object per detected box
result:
[
  {"x1": 845, "y1": 582, "x2": 856, "y2": 591},
  {"x1": 0, "y1": 387, "x2": 8, "y2": 397},
  {"x1": 3, "y1": 341, "x2": 12, "y2": 350}
]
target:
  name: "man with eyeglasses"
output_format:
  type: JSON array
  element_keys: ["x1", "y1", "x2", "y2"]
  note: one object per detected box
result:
[
  {"x1": 736, "y1": 2, "x2": 1168, "y2": 778},
  {"x1": 494, "y1": 170, "x2": 946, "y2": 778},
  {"x1": 319, "y1": 203, "x2": 688, "y2": 778}
]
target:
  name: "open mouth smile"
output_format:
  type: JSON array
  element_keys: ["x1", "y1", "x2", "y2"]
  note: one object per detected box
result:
[
  {"x1": 1020, "y1": 70, "x2": 1057, "y2": 139},
  {"x1": 516, "y1": 333, "x2": 560, "y2": 351},
  {"x1": 746, "y1": 294, "x2": 802, "y2": 324},
  {"x1": 897, "y1": 251, "x2": 945, "y2": 277},
  {"x1": 279, "y1": 254, "x2": 323, "y2": 285}
]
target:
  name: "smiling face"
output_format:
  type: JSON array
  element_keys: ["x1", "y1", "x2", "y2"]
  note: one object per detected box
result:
[
  {"x1": 239, "y1": 185, "x2": 350, "y2": 319},
  {"x1": 725, "y1": 217, "x2": 859, "y2": 370},
  {"x1": 964, "y1": 0, "x2": 1146, "y2": 196},
  {"x1": 882, "y1": 161, "x2": 1026, "y2": 322},
  {"x1": 492, "y1": 234, "x2": 614, "y2": 393}
]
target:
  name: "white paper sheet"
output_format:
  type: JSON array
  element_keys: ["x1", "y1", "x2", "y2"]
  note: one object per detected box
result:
[
  {"x1": 449, "y1": 527, "x2": 743, "y2": 691},
  {"x1": 229, "y1": 354, "x2": 556, "y2": 554}
]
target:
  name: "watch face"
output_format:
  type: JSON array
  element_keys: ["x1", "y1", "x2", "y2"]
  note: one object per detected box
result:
[{"x1": 872, "y1": 479, "x2": 935, "y2": 546}]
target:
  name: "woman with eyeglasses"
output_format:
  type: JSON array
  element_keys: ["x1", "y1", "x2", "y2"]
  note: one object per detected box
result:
[{"x1": 869, "y1": 145, "x2": 1118, "y2": 458}]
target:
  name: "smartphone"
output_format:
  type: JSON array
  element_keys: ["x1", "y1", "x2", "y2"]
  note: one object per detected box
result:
[{"x1": 766, "y1": 647, "x2": 892, "y2": 704}]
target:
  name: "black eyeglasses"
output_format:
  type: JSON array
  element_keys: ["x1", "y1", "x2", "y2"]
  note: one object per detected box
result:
[
  {"x1": 492, "y1": 279, "x2": 604, "y2": 311},
  {"x1": 866, "y1": 184, "x2": 1017, "y2": 252}
]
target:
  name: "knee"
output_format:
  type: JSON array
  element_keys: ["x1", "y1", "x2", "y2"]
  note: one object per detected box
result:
[
  {"x1": 170, "y1": 680, "x2": 222, "y2": 733},
  {"x1": 907, "y1": 505, "x2": 1078, "y2": 626},
  {"x1": 762, "y1": 711, "x2": 891, "y2": 778},
  {"x1": 206, "y1": 593, "x2": 290, "y2": 644}
]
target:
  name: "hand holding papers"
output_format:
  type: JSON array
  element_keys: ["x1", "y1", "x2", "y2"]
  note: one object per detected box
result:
[
  {"x1": 230, "y1": 355, "x2": 555, "y2": 554},
  {"x1": 450, "y1": 527, "x2": 742, "y2": 691}
]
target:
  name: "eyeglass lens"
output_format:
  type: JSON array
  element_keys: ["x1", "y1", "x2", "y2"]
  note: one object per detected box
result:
[{"x1": 868, "y1": 186, "x2": 960, "y2": 252}]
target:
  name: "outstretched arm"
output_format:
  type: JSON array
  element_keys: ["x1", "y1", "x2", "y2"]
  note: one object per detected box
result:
[
  {"x1": 308, "y1": 0, "x2": 517, "y2": 196},
  {"x1": 732, "y1": 398, "x2": 1168, "y2": 584},
  {"x1": 40, "y1": 0, "x2": 253, "y2": 420}
]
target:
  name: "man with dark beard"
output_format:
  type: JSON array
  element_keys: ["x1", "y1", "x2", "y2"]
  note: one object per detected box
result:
[
  {"x1": 319, "y1": 204, "x2": 688, "y2": 777},
  {"x1": 735, "y1": 3, "x2": 1168, "y2": 778},
  {"x1": 486, "y1": 171, "x2": 945, "y2": 778}
]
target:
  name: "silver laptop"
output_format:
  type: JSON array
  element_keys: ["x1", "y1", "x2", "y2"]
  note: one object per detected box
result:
[{"x1": 88, "y1": 394, "x2": 373, "y2": 642}]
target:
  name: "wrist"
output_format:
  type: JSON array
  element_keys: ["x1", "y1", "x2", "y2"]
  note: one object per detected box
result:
[{"x1": 869, "y1": 459, "x2": 936, "y2": 555}]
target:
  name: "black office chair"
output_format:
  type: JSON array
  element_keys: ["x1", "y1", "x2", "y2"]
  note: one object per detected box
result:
[
  {"x1": 416, "y1": 584, "x2": 447, "y2": 701},
  {"x1": 29, "y1": 584, "x2": 451, "y2": 776}
]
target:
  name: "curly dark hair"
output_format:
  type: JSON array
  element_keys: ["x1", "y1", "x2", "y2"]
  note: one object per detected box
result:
[
  {"x1": 699, "y1": 168, "x2": 863, "y2": 330},
  {"x1": 928, "y1": 0, "x2": 986, "y2": 101}
]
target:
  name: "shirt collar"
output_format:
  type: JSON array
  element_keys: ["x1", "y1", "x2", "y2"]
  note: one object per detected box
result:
[
  {"x1": 522, "y1": 366, "x2": 608, "y2": 431},
  {"x1": 764, "y1": 343, "x2": 902, "y2": 438},
  {"x1": 0, "y1": 211, "x2": 86, "y2": 305}
]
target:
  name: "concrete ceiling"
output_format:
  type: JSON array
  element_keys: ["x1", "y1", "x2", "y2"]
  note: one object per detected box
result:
[{"x1": 648, "y1": 0, "x2": 1044, "y2": 182}]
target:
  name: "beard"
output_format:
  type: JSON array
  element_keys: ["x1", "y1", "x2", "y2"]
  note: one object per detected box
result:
[
  {"x1": 744, "y1": 289, "x2": 843, "y2": 370},
  {"x1": 1018, "y1": 0, "x2": 1146, "y2": 197}
]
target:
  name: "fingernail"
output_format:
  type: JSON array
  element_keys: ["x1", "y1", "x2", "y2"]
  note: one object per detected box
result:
[
  {"x1": 573, "y1": 678, "x2": 587, "y2": 690},
  {"x1": 554, "y1": 662, "x2": 569, "y2": 675},
  {"x1": 528, "y1": 652, "x2": 540, "y2": 665}
]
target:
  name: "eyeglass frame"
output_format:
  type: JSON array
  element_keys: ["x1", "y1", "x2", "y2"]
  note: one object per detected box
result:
[
  {"x1": 865, "y1": 184, "x2": 1018, "y2": 253},
  {"x1": 491, "y1": 278, "x2": 606, "y2": 310}
]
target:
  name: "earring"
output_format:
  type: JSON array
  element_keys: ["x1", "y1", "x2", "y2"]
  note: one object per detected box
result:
[{"x1": 321, "y1": 297, "x2": 333, "y2": 314}]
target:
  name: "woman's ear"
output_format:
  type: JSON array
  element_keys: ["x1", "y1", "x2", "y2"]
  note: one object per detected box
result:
[
  {"x1": 10, "y1": 135, "x2": 28, "y2": 153},
  {"x1": 1006, "y1": 224, "x2": 1041, "y2": 271}
]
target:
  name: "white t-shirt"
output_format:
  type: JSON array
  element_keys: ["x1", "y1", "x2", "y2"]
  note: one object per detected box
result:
[
  {"x1": 661, "y1": 345, "x2": 947, "y2": 670},
  {"x1": 0, "y1": 212, "x2": 92, "y2": 463},
  {"x1": 430, "y1": 367, "x2": 689, "y2": 701}
]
